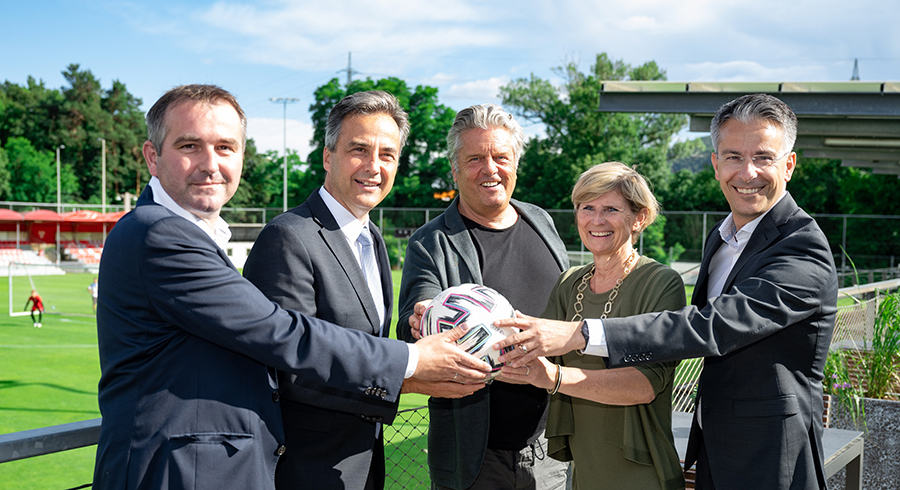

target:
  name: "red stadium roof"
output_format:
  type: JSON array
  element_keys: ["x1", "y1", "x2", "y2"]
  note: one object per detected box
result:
[
  {"x1": 21, "y1": 210, "x2": 64, "y2": 222},
  {"x1": 0, "y1": 209, "x2": 24, "y2": 222},
  {"x1": 63, "y1": 210, "x2": 104, "y2": 222},
  {"x1": 102, "y1": 211, "x2": 128, "y2": 222}
]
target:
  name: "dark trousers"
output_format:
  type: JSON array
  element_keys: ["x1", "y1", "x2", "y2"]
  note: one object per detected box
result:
[{"x1": 694, "y1": 436, "x2": 716, "y2": 490}]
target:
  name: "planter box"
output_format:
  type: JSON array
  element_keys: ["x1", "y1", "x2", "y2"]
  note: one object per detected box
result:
[{"x1": 828, "y1": 397, "x2": 900, "y2": 490}]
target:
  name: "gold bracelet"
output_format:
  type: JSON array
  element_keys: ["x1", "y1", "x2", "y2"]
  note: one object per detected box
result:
[{"x1": 547, "y1": 363, "x2": 562, "y2": 395}]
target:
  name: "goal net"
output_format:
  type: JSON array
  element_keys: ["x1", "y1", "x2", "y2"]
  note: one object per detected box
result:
[{"x1": 7, "y1": 261, "x2": 70, "y2": 317}]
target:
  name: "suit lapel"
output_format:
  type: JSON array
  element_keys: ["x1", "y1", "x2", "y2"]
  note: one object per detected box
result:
[
  {"x1": 693, "y1": 225, "x2": 724, "y2": 308},
  {"x1": 443, "y1": 198, "x2": 484, "y2": 285},
  {"x1": 141, "y1": 185, "x2": 239, "y2": 272},
  {"x1": 370, "y1": 222, "x2": 393, "y2": 338},
  {"x1": 308, "y1": 193, "x2": 381, "y2": 335},
  {"x1": 721, "y1": 194, "x2": 795, "y2": 294}
]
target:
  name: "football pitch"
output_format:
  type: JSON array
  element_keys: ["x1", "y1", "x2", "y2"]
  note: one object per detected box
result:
[
  {"x1": 0, "y1": 269, "x2": 431, "y2": 489},
  {"x1": 0, "y1": 267, "x2": 700, "y2": 489}
]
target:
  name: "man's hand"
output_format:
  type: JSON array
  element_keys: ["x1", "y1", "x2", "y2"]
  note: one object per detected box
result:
[
  {"x1": 401, "y1": 377, "x2": 486, "y2": 398},
  {"x1": 493, "y1": 312, "x2": 583, "y2": 367},
  {"x1": 408, "y1": 300, "x2": 431, "y2": 340},
  {"x1": 413, "y1": 324, "x2": 492, "y2": 382}
]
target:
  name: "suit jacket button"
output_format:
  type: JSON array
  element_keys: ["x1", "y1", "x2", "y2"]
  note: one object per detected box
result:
[
  {"x1": 275, "y1": 445, "x2": 286, "y2": 456},
  {"x1": 271, "y1": 390, "x2": 280, "y2": 402},
  {"x1": 365, "y1": 387, "x2": 373, "y2": 395}
]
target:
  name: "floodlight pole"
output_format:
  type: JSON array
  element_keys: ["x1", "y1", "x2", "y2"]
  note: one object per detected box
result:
[
  {"x1": 270, "y1": 97, "x2": 300, "y2": 212},
  {"x1": 56, "y1": 145, "x2": 65, "y2": 214},
  {"x1": 56, "y1": 145, "x2": 65, "y2": 265},
  {"x1": 98, "y1": 138, "x2": 107, "y2": 213}
]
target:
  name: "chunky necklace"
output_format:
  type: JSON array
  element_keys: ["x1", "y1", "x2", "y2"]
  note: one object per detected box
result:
[{"x1": 571, "y1": 250, "x2": 638, "y2": 323}]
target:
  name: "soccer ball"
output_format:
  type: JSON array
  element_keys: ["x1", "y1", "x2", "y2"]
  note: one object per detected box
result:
[{"x1": 420, "y1": 283, "x2": 517, "y2": 379}]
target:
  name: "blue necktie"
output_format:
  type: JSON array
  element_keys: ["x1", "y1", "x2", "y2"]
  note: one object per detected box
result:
[{"x1": 357, "y1": 226, "x2": 385, "y2": 335}]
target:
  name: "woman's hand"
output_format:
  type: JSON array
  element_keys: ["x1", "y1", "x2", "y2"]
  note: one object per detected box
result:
[{"x1": 498, "y1": 357, "x2": 557, "y2": 391}]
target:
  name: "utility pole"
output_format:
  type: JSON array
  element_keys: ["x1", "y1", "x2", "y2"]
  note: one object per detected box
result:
[
  {"x1": 851, "y1": 58, "x2": 860, "y2": 81},
  {"x1": 340, "y1": 51, "x2": 360, "y2": 86},
  {"x1": 269, "y1": 97, "x2": 300, "y2": 212}
]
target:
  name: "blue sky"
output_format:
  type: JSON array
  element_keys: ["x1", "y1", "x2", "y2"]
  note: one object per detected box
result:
[{"x1": 3, "y1": 0, "x2": 899, "y2": 157}]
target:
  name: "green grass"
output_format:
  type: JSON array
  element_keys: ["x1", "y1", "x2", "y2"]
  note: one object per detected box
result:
[
  {"x1": 0, "y1": 271, "x2": 101, "y2": 489},
  {"x1": 0, "y1": 269, "x2": 709, "y2": 488}
]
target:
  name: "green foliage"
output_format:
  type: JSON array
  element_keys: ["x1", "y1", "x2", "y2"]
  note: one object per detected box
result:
[
  {"x1": 500, "y1": 53, "x2": 688, "y2": 209},
  {"x1": 0, "y1": 145, "x2": 10, "y2": 198},
  {"x1": 641, "y1": 215, "x2": 683, "y2": 265},
  {"x1": 824, "y1": 348, "x2": 866, "y2": 430},
  {"x1": 229, "y1": 140, "x2": 285, "y2": 215},
  {"x1": 865, "y1": 293, "x2": 900, "y2": 399},
  {"x1": 0, "y1": 65, "x2": 148, "y2": 204},
  {"x1": 302, "y1": 77, "x2": 456, "y2": 209},
  {"x1": 2, "y1": 137, "x2": 76, "y2": 202}
]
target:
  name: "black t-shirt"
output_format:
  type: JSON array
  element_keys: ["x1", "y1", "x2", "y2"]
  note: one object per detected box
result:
[{"x1": 462, "y1": 214, "x2": 562, "y2": 450}]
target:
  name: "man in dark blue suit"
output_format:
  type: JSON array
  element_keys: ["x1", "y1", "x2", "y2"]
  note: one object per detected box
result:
[
  {"x1": 93, "y1": 84, "x2": 489, "y2": 490},
  {"x1": 497, "y1": 94, "x2": 838, "y2": 490},
  {"x1": 245, "y1": 91, "x2": 466, "y2": 490}
]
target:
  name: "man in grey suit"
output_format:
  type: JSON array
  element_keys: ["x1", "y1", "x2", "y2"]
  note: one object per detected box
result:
[
  {"x1": 94, "y1": 84, "x2": 489, "y2": 490},
  {"x1": 497, "y1": 94, "x2": 838, "y2": 490},
  {"x1": 244, "y1": 91, "x2": 467, "y2": 490},
  {"x1": 398, "y1": 104, "x2": 570, "y2": 490}
]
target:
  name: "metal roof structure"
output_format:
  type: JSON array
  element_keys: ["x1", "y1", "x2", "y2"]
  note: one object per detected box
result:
[{"x1": 597, "y1": 81, "x2": 900, "y2": 176}]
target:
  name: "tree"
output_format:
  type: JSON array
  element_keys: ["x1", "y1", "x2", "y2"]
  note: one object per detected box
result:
[
  {"x1": 229, "y1": 140, "x2": 285, "y2": 217},
  {"x1": 0, "y1": 146, "x2": 10, "y2": 199},
  {"x1": 2, "y1": 137, "x2": 78, "y2": 203},
  {"x1": 302, "y1": 77, "x2": 456, "y2": 211},
  {"x1": 500, "y1": 53, "x2": 689, "y2": 262},
  {"x1": 500, "y1": 53, "x2": 688, "y2": 210},
  {"x1": 0, "y1": 66, "x2": 147, "y2": 205}
]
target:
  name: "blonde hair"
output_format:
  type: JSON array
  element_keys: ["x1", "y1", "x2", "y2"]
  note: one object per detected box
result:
[{"x1": 571, "y1": 162, "x2": 659, "y2": 243}]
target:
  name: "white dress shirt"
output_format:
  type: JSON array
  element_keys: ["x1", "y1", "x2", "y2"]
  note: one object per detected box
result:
[{"x1": 318, "y1": 187, "x2": 418, "y2": 379}]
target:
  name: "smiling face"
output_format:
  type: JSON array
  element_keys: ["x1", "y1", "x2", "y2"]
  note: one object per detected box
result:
[
  {"x1": 452, "y1": 127, "x2": 518, "y2": 226},
  {"x1": 144, "y1": 100, "x2": 243, "y2": 227},
  {"x1": 323, "y1": 113, "x2": 401, "y2": 220},
  {"x1": 576, "y1": 191, "x2": 647, "y2": 260},
  {"x1": 712, "y1": 118, "x2": 796, "y2": 230}
]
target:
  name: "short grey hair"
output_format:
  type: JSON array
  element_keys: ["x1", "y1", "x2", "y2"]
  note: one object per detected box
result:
[
  {"x1": 447, "y1": 104, "x2": 525, "y2": 172},
  {"x1": 710, "y1": 93, "x2": 798, "y2": 154},
  {"x1": 324, "y1": 91, "x2": 410, "y2": 151},
  {"x1": 146, "y1": 84, "x2": 247, "y2": 154}
]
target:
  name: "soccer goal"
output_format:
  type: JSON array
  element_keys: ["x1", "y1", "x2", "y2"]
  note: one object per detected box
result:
[{"x1": 7, "y1": 261, "x2": 68, "y2": 317}]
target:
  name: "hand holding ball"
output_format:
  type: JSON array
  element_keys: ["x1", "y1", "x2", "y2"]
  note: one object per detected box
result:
[{"x1": 420, "y1": 284, "x2": 517, "y2": 379}]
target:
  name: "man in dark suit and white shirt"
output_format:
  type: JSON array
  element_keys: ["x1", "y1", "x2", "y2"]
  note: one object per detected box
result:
[
  {"x1": 94, "y1": 84, "x2": 489, "y2": 490},
  {"x1": 497, "y1": 94, "x2": 838, "y2": 490},
  {"x1": 245, "y1": 91, "x2": 461, "y2": 490}
]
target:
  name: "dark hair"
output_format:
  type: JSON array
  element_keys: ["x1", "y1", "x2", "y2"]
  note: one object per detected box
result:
[
  {"x1": 146, "y1": 84, "x2": 246, "y2": 154},
  {"x1": 325, "y1": 91, "x2": 410, "y2": 151}
]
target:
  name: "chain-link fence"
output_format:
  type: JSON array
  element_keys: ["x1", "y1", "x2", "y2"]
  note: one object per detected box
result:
[{"x1": 384, "y1": 406, "x2": 431, "y2": 489}]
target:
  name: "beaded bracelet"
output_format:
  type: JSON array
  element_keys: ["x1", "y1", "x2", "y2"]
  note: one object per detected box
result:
[{"x1": 547, "y1": 363, "x2": 562, "y2": 395}]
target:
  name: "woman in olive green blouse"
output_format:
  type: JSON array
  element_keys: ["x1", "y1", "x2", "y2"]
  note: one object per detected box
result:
[{"x1": 503, "y1": 162, "x2": 686, "y2": 490}]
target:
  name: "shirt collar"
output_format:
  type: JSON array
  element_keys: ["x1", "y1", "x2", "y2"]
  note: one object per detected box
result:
[
  {"x1": 719, "y1": 191, "x2": 787, "y2": 244},
  {"x1": 148, "y1": 176, "x2": 232, "y2": 249},
  {"x1": 318, "y1": 186, "x2": 369, "y2": 242}
]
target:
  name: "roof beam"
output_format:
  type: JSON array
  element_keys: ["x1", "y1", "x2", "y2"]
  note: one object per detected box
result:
[
  {"x1": 599, "y1": 92, "x2": 900, "y2": 117},
  {"x1": 803, "y1": 149, "x2": 900, "y2": 160}
]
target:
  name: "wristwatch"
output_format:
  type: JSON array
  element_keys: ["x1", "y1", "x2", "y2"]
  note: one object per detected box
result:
[{"x1": 576, "y1": 320, "x2": 589, "y2": 356}]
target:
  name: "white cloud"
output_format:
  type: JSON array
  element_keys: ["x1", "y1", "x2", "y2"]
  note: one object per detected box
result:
[
  {"x1": 247, "y1": 117, "x2": 315, "y2": 158},
  {"x1": 132, "y1": 0, "x2": 510, "y2": 71},
  {"x1": 444, "y1": 76, "x2": 509, "y2": 101}
]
